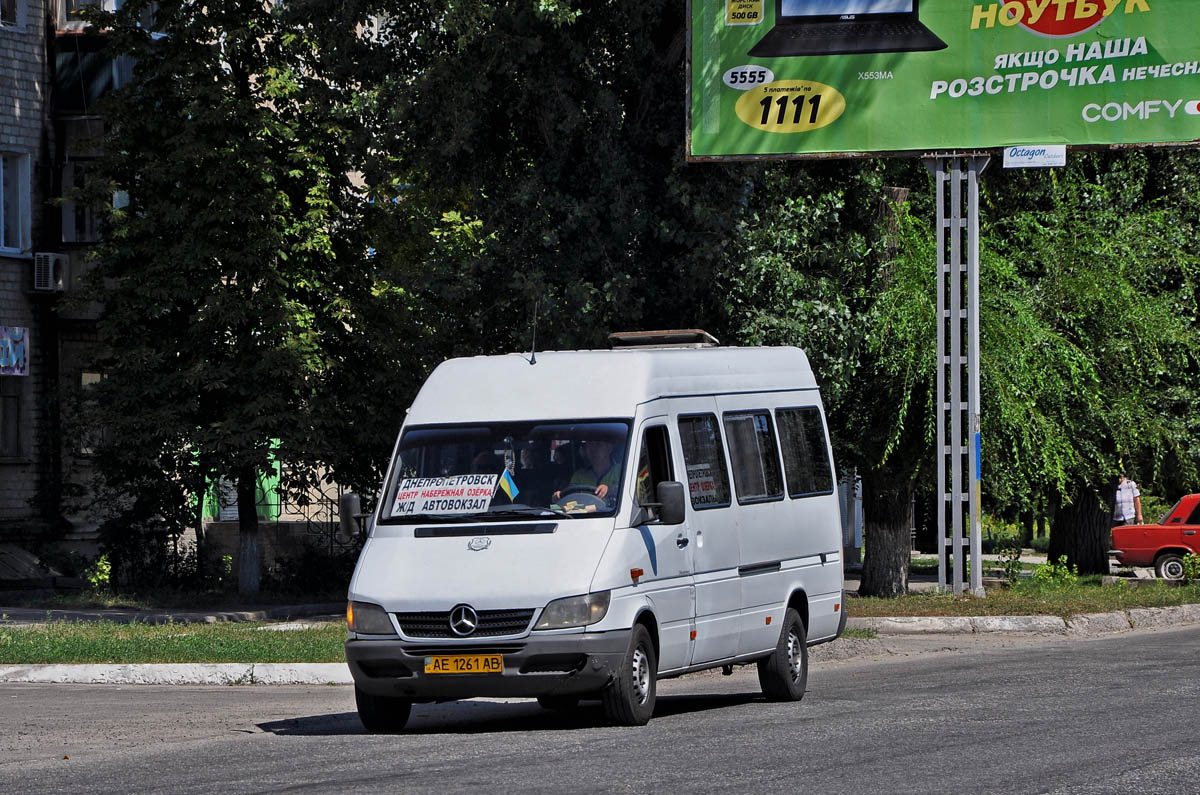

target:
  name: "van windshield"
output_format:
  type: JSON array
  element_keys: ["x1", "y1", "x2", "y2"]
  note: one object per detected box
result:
[{"x1": 378, "y1": 420, "x2": 632, "y2": 523}]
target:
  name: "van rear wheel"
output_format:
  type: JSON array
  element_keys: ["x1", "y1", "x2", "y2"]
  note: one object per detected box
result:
[
  {"x1": 355, "y1": 685, "x2": 413, "y2": 733},
  {"x1": 757, "y1": 607, "x2": 808, "y2": 702},
  {"x1": 602, "y1": 624, "x2": 656, "y2": 726}
]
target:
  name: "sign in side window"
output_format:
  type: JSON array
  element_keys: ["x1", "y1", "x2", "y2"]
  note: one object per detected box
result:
[
  {"x1": 678, "y1": 414, "x2": 731, "y2": 509},
  {"x1": 776, "y1": 407, "x2": 835, "y2": 498},
  {"x1": 723, "y1": 410, "x2": 783, "y2": 503}
]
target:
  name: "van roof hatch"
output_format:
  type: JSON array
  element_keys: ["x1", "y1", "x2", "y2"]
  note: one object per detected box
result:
[{"x1": 607, "y1": 329, "x2": 720, "y2": 349}]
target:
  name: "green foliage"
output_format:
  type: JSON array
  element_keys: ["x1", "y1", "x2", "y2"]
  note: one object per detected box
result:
[
  {"x1": 1030, "y1": 536, "x2": 1051, "y2": 554},
  {"x1": 0, "y1": 620, "x2": 345, "y2": 664},
  {"x1": 1183, "y1": 553, "x2": 1200, "y2": 582},
  {"x1": 996, "y1": 540, "x2": 1024, "y2": 584},
  {"x1": 1032, "y1": 555, "x2": 1080, "y2": 588},
  {"x1": 85, "y1": 555, "x2": 112, "y2": 592}
]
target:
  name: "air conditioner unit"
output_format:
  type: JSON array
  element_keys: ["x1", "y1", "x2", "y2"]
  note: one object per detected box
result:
[{"x1": 32, "y1": 253, "x2": 67, "y2": 292}]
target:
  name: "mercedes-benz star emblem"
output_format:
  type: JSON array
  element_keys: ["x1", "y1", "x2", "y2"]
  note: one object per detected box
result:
[
  {"x1": 467, "y1": 536, "x2": 492, "y2": 551},
  {"x1": 449, "y1": 605, "x2": 479, "y2": 637}
]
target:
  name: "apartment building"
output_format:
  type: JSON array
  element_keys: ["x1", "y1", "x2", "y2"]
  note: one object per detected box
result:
[{"x1": 0, "y1": 0, "x2": 114, "y2": 542}]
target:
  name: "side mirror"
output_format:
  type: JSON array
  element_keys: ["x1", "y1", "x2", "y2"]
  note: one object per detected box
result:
[
  {"x1": 656, "y1": 481, "x2": 686, "y2": 526},
  {"x1": 338, "y1": 492, "x2": 364, "y2": 540}
]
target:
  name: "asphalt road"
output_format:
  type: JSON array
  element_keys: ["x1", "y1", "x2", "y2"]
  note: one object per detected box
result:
[{"x1": 3, "y1": 626, "x2": 1199, "y2": 795}]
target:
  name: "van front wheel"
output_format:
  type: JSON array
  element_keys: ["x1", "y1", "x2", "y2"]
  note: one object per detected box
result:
[
  {"x1": 355, "y1": 685, "x2": 413, "y2": 733},
  {"x1": 757, "y1": 607, "x2": 808, "y2": 702},
  {"x1": 602, "y1": 624, "x2": 657, "y2": 726}
]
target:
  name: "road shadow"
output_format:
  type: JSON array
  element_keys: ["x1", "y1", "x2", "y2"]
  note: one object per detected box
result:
[{"x1": 257, "y1": 691, "x2": 765, "y2": 736}]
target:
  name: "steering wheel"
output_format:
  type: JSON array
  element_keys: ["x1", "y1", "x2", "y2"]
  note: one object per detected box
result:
[{"x1": 554, "y1": 485, "x2": 609, "y2": 510}]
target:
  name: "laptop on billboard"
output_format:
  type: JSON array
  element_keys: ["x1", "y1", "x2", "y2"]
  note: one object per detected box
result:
[{"x1": 748, "y1": 0, "x2": 947, "y2": 58}]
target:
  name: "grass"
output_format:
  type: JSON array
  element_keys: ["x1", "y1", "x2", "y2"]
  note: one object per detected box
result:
[
  {"x1": 0, "y1": 620, "x2": 347, "y2": 664},
  {"x1": 840, "y1": 627, "x2": 878, "y2": 640},
  {"x1": 0, "y1": 590, "x2": 345, "y2": 612},
  {"x1": 848, "y1": 579, "x2": 1200, "y2": 621}
]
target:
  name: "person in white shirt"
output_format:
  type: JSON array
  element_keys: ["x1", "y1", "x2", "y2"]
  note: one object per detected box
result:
[{"x1": 1112, "y1": 474, "x2": 1143, "y2": 526}]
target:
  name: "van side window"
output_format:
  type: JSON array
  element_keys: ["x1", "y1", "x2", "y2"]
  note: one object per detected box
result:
[
  {"x1": 776, "y1": 407, "x2": 835, "y2": 497},
  {"x1": 635, "y1": 426, "x2": 674, "y2": 518},
  {"x1": 723, "y1": 411, "x2": 783, "y2": 503},
  {"x1": 678, "y1": 414, "x2": 732, "y2": 509}
]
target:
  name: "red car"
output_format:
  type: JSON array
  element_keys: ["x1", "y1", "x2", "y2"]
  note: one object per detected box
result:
[{"x1": 1111, "y1": 494, "x2": 1200, "y2": 580}]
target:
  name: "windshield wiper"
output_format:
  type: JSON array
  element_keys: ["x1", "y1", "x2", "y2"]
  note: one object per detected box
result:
[
  {"x1": 381, "y1": 507, "x2": 571, "y2": 524},
  {"x1": 484, "y1": 507, "x2": 573, "y2": 519}
]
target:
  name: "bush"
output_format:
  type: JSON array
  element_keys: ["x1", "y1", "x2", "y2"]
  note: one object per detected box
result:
[
  {"x1": 262, "y1": 542, "x2": 356, "y2": 597},
  {"x1": 1030, "y1": 536, "x2": 1051, "y2": 553},
  {"x1": 1032, "y1": 555, "x2": 1079, "y2": 587},
  {"x1": 1183, "y1": 553, "x2": 1200, "y2": 581}
]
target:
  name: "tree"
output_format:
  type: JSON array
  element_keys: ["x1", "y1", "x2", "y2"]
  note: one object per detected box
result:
[
  {"x1": 80, "y1": 0, "x2": 371, "y2": 593},
  {"x1": 980, "y1": 154, "x2": 1200, "y2": 573},
  {"x1": 313, "y1": 0, "x2": 752, "y2": 357}
]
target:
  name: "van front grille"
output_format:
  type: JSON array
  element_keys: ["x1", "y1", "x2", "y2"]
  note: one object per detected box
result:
[{"x1": 394, "y1": 609, "x2": 536, "y2": 639}]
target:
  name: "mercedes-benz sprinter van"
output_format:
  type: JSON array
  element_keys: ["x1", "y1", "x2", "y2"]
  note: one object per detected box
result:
[{"x1": 344, "y1": 331, "x2": 845, "y2": 730}]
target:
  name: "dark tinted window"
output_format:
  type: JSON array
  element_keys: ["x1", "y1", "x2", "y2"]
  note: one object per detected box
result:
[
  {"x1": 776, "y1": 407, "x2": 834, "y2": 497},
  {"x1": 678, "y1": 414, "x2": 731, "y2": 509},
  {"x1": 723, "y1": 411, "x2": 783, "y2": 503}
]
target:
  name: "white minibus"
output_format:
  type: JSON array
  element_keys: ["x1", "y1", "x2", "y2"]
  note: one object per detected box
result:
[{"x1": 344, "y1": 331, "x2": 846, "y2": 730}]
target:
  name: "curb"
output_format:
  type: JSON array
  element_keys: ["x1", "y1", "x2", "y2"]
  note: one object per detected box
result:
[
  {"x1": 849, "y1": 602, "x2": 1200, "y2": 636},
  {"x1": 0, "y1": 662, "x2": 352, "y2": 685}
]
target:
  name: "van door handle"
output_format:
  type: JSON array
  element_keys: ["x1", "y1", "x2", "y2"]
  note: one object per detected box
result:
[
  {"x1": 676, "y1": 535, "x2": 689, "y2": 548},
  {"x1": 1185, "y1": 530, "x2": 1196, "y2": 536}
]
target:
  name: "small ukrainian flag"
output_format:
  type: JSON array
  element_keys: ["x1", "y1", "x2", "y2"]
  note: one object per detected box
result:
[{"x1": 499, "y1": 469, "x2": 520, "y2": 501}]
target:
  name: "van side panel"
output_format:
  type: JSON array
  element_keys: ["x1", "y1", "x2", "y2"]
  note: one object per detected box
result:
[{"x1": 590, "y1": 526, "x2": 695, "y2": 672}]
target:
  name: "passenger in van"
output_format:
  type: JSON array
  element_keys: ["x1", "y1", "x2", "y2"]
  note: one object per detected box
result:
[
  {"x1": 471, "y1": 451, "x2": 503, "y2": 474},
  {"x1": 553, "y1": 440, "x2": 621, "y2": 502}
]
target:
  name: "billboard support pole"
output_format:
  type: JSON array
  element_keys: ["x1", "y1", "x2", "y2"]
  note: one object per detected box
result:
[{"x1": 926, "y1": 154, "x2": 989, "y2": 596}]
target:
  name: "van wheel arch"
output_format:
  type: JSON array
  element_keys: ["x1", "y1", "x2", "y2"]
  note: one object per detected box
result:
[
  {"x1": 632, "y1": 609, "x2": 660, "y2": 662},
  {"x1": 786, "y1": 590, "x2": 810, "y2": 637}
]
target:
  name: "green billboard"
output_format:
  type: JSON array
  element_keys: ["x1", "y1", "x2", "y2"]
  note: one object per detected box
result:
[{"x1": 688, "y1": 0, "x2": 1200, "y2": 159}]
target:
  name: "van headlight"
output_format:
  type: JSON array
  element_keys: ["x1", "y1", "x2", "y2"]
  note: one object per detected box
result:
[
  {"x1": 534, "y1": 591, "x2": 611, "y2": 630},
  {"x1": 347, "y1": 601, "x2": 396, "y2": 635}
]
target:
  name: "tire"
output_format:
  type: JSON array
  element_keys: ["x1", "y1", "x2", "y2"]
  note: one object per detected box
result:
[
  {"x1": 536, "y1": 695, "x2": 581, "y2": 711},
  {"x1": 1156, "y1": 553, "x2": 1186, "y2": 581},
  {"x1": 355, "y1": 685, "x2": 413, "y2": 733},
  {"x1": 757, "y1": 607, "x2": 808, "y2": 702},
  {"x1": 602, "y1": 624, "x2": 657, "y2": 726}
]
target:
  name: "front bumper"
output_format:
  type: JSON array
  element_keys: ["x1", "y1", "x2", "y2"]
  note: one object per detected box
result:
[{"x1": 346, "y1": 629, "x2": 632, "y2": 700}]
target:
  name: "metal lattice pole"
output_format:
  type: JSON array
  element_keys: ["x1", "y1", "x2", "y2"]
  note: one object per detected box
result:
[{"x1": 927, "y1": 154, "x2": 989, "y2": 596}]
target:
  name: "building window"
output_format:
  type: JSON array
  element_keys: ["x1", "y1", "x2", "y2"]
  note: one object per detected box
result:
[
  {"x1": 61, "y1": 161, "x2": 101, "y2": 244},
  {"x1": 76, "y1": 371, "x2": 105, "y2": 456},
  {"x1": 61, "y1": 0, "x2": 157, "y2": 30},
  {"x1": 0, "y1": 377, "x2": 22, "y2": 458},
  {"x1": 1, "y1": 0, "x2": 18, "y2": 26},
  {"x1": 1, "y1": 153, "x2": 31, "y2": 253}
]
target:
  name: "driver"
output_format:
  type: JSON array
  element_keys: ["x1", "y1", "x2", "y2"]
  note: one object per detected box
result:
[{"x1": 553, "y1": 440, "x2": 620, "y2": 502}]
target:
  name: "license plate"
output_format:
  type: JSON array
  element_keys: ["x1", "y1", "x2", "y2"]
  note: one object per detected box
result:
[{"x1": 423, "y1": 654, "x2": 504, "y2": 674}]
